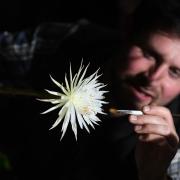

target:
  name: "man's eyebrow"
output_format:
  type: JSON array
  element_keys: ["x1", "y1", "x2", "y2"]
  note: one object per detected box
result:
[{"x1": 144, "y1": 44, "x2": 180, "y2": 69}]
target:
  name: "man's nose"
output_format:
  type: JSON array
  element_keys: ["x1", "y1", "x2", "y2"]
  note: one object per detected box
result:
[{"x1": 148, "y1": 64, "x2": 167, "y2": 81}]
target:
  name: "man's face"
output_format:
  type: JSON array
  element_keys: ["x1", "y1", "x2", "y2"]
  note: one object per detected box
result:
[{"x1": 117, "y1": 32, "x2": 180, "y2": 109}]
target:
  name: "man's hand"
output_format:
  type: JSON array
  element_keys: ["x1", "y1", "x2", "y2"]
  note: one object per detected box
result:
[{"x1": 129, "y1": 105, "x2": 179, "y2": 180}]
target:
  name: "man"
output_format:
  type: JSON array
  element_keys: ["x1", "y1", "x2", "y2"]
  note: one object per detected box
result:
[{"x1": 102, "y1": 0, "x2": 180, "y2": 179}]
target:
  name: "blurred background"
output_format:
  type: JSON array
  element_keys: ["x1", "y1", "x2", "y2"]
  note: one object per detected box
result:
[
  {"x1": 0, "y1": 0, "x2": 120, "y2": 31},
  {"x1": 0, "y1": 0, "x2": 142, "y2": 31}
]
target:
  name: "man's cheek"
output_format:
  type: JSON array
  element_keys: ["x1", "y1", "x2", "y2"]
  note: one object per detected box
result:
[{"x1": 163, "y1": 90, "x2": 179, "y2": 102}]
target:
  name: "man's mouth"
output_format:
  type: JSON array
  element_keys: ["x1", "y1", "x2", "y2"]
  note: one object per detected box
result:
[
  {"x1": 130, "y1": 85, "x2": 153, "y2": 101},
  {"x1": 136, "y1": 86, "x2": 156, "y2": 98},
  {"x1": 119, "y1": 75, "x2": 159, "y2": 104},
  {"x1": 126, "y1": 81, "x2": 158, "y2": 102}
]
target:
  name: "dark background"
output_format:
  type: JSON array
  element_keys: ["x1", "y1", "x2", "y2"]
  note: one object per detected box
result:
[
  {"x1": 0, "y1": 1, "x2": 120, "y2": 179},
  {"x1": 0, "y1": 0, "x2": 120, "y2": 31}
]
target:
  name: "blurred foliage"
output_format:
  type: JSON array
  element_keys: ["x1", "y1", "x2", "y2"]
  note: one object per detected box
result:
[{"x1": 0, "y1": 152, "x2": 11, "y2": 171}]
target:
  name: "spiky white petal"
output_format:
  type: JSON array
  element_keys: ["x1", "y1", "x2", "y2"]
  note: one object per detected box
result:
[{"x1": 38, "y1": 62, "x2": 108, "y2": 140}]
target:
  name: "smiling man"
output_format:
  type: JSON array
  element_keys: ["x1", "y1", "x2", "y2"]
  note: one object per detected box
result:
[
  {"x1": 103, "y1": 0, "x2": 180, "y2": 179},
  {"x1": 115, "y1": 32, "x2": 180, "y2": 109}
]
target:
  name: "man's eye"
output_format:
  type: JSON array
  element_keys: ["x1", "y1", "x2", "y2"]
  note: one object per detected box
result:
[
  {"x1": 143, "y1": 50, "x2": 155, "y2": 60},
  {"x1": 169, "y1": 67, "x2": 180, "y2": 78},
  {"x1": 143, "y1": 51, "x2": 150, "y2": 58},
  {"x1": 142, "y1": 49, "x2": 149, "y2": 57}
]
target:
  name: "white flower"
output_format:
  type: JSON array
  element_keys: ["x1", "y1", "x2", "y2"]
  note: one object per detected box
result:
[{"x1": 38, "y1": 62, "x2": 108, "y2": 140}]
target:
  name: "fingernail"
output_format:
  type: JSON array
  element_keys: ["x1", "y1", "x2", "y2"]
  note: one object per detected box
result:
[
  {"x1": 143, "y1": 105, "x2": 150, "y2": 112},
  {"x1": 130, "y1": 115, "x2": 137, "y2": 121},
  {"x1": 135, "y1": 125, "x2": 142, "y2": 131}
]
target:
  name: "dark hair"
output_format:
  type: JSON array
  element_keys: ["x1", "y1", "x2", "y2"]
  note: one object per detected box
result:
[{"x1": 131, "y1": 0, "x2": 180, "y2": 38}]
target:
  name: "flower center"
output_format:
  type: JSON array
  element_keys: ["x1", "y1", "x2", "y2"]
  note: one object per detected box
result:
[
  {"x1": 69, "y1": 92, "x2": 92, "y2": 115},
  {"x1": 80, "y1": 106, "x2": 91, "y2": 115}
]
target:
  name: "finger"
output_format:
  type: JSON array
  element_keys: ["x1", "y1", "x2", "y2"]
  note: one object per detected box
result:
[
  {"x1": 134, "y1": 123, "x2": 169, "y2": 136},
  {"x1": 135, "y1": 124, "x2": 179, "y2": 148},
  {"x1": 138, "y1": 134, "x2": 165, "y2": 143},
  {"x1": 138, "y1": 134, "x2": 179, "y2": 149},
  {"x1": 129, "y1": 114, "x2": 167, "y2": 126},
  {"x1": 141, "y1": 105, "x2": 178, "y2": 142},
  {"x1": 142, "y1": 105, "x2": 172, "y2": 122}
]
